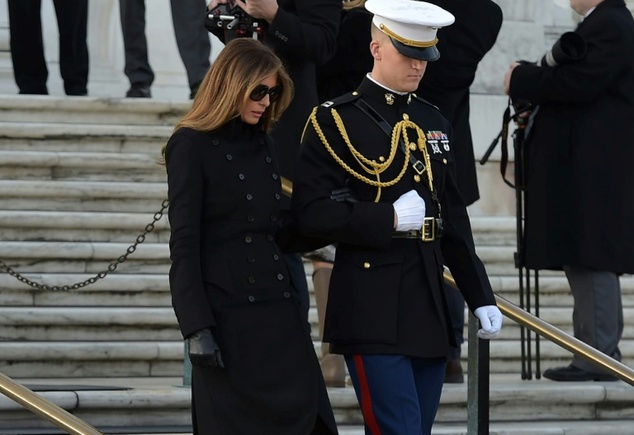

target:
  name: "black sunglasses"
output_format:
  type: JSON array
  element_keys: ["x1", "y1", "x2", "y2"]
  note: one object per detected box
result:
[{"x1": 249, "y1": 84, "x2": 283, "y2": 103}]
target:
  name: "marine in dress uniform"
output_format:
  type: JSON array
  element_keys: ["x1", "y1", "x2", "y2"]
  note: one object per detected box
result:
[{"x1": 293, "y1": 1, "x2": 503, "y2": 433}]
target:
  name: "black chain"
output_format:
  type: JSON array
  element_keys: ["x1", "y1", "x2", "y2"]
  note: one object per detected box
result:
[{"x1": 0, "y1": 199, "x2": 169, "y2": 292}]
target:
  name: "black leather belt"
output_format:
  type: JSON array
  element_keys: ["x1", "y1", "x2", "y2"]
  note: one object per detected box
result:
[{"x1": 393, "y1": 217, "x2": 443, "y2": 242}]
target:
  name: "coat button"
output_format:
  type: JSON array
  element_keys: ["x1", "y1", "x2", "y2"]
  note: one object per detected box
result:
[
  {"x1": 283, "y1": 292, "x2": 291, "y2": 298},
  {"x1": 274, "y1": 193, "x2": 280, "y2": 200},
  {"x1": 248, "y1": 277, "x2": 256, "y2": 284},
  {"x1": 272, "y1": 174, "x2": 279, "y2": 180},
  {"x1": 247, "y1": 215, "x2": 255, "y2": 222},
  {"x1": 238, "y1": 173, "x2": 245, "y2": 180},
  {"x1": 246, "y1": 193, "x2": 253, "y2": 200},
  {"x1": 226, "y1": 154, "x2": 233, "y2": 161},
  {"x1": 212, "y1": 139, "x2": 220, "y2": 146},
  {"x1": 247, "y1": 256, "x2": 255, "y2": 263},
  {"x1": 363, "y1": 262, "x2": 371, "y2": 269},
  {"x1": 248, "y1": 295, "x2": 255, "y2": 302},
  {"x1": 245, "y1": 236, "x2": 252, "y2": 243},
  {"x1": 277, "y1": 274, "x2": 284, "y2": 281},
  {"x1": 270, "y1": 215, "x2": 277, "y2": 222},
  {"x1": 267, "y1": 234, "x2": 274, "y2": 241},
  {"x1": 273, "y1": 254, "x2": 279, "y2": 261},
  {"x1": 265, "y1": 156, "x2": 272, "y2": 163}
]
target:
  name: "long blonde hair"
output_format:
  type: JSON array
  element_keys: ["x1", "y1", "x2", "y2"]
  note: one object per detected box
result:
[{"x1": 175, "y1": 38, "x2": 293, "y2": 134}]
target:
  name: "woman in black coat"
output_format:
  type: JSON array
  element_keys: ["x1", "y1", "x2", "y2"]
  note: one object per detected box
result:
[{"x1": 164, "y1": 38, "x2": 338, "y2": 434}]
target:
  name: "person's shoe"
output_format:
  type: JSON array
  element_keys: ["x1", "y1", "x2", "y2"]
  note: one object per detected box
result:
[
  {"x1": 126, "y1": 85, "x2": 151, "y2": 98},
  {"x1": 444, "y1": 358, "x2": 464, "y2": 384},
  {"x1": 543, "y1": 365, "x2": 619, "y2": 382}
]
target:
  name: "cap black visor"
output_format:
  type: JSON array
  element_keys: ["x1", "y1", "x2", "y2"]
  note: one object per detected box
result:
[{"x1": 390, "y1": 38, "x2": 440, "y2": 61}]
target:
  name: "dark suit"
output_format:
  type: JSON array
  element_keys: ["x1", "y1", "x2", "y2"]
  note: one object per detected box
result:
[
  {"x1": 293, "y1": 77, "x2": 496, "y2": 431},
  {"x1": 165, "y1": 121, "x2": 337, "y2": 434},
  {"x1": 417, "y1": 0, "x2": 503, "y2": 206},
  {"x1": 509, "y1": 0, "x2": 634, "y2": 371},
  {"x1": 8, "y1": 0, "x2": 88, "y2": 95}
]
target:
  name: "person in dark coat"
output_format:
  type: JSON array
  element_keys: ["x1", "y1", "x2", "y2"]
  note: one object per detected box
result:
[
  {"x1": 7, "y1": 0, "x2": 89, "y2": 95},
  {"x1": 504, "y1": 0, "x2": 634, "y2": 382},
  {"x1": 164, "y1": 38, "x2": 338, "y2": 434},
  {"x1": 207, "y1": 0, "x2": 342, "y2": 317},
  {"x1": 293, "y1": 1, "x2": 503, "y2": 433},
  {"x1": 416, "y1": 0, "x2": 503, "y2": 383}
]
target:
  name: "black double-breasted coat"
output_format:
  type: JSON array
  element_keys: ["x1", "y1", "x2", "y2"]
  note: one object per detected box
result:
[
  {"x1": 165, "y1": 120, "x2": 337, "y2": 434},
  {"x1": 509, "y1": 0, "x2": 634, "y2": 274},
  {"x1": 292, "y1": 78, "x2": 496, "y2": 357},
  {"x1": 416, "y1": 0, "x2": 503, "y2": 205}
]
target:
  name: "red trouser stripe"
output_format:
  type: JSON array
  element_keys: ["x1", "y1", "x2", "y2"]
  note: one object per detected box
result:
[{"x1": 352, "y1": 355, "x2": 381, "y2": 435}]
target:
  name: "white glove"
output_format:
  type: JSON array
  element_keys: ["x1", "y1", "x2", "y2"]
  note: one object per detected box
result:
[
  {"x1": 474, "y1": 305, "x2": 503, "y2": 339},
  {"x1": 392, "y1": 190, "x2": 426, "y2": 232}
]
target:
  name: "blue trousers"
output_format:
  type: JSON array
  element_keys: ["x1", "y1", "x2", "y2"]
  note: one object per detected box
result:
[{"x1": 345, "y1": 354, "x2": 445, "y2": 435}]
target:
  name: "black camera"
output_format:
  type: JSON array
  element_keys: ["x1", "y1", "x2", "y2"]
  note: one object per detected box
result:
[{"x1": 205, "y1": 3, "x2": 265, "y2": 41}]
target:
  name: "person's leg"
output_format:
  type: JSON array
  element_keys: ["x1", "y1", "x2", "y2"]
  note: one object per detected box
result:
[
  {"x1": 312, "y1": 262, "x2": 346, "y2": 387},
  {"x1": 119, "y1": 0, "x2": 154, "y2": 95},
  {"x1": 169, "y1": 0, "x2": 211, "y2": 98},
  {"x1": 53, "y1": 0, "x2": 89, "y2": 95},
  {"x1": 412, "y1": 357, "x2": 446, "y2": 434},
  {"x1": 565, "y1": 265, "x2": 623, "y2": 371},
  {"x1": 346, "y1": 354, "x2": 433, "y2": 435},
  {"x1": 443, "y1": 281, "x2": 465, "y2": 383},
  {"x1": 7, "y1": 0, "x2": 48, "y2": 94},
  {"x1": 544, "y1": 265, "x2": 621, "y2": 381}
]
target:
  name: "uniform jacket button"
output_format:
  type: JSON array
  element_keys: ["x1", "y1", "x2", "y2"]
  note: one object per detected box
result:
[
  {"x1": 273, "y1": 254, "x2": 280, "y2": 261},
  {"x1": 272, "y1": 173, "x2": 279, "y2": 180},
  {"x1": 212, "y1": 139, "x2": 220, "y2": 146},
  {"x1": 265, "y1": 156, "x2": 272, "y2": 163},
  {"x1": 247, "y1": 256, "x2": 255, "y2": 263},
  {"x1": 246, "y1": 193, "x2": 253, "y2": 200},
  {"x1": 363, "y1": 262, "x2": 371, "y2": 269},
  {"x1": 277, "y1": 274, "x2": 284, "y2": 281},
  {"x1": 267, "y1": 234, "x2": 274, "y2": 241},
  {"x1": 248, "y1": 277, "x2": 256, "y2": 284},
  {"x1": 238, "y1": 173, "x2": 245, "y2": 180},
  {"x1": 247, "y1": 215, "x2": 255, "y2": 222},
  {"x1": 283, "y1": 292, "x2": 291, "y2": 298},
  {"x1": 248, "y1": 295, "x2": 255, "y2": 302},
  {"x1": 274, "y1": 193, "x2": 280, "y2": 200},
  {"x1": 245, "y1": 236, "x2": 252, "y2": 243},
  {"x1": 226, "y1": 154, "x2": 233, "y2": 161}
]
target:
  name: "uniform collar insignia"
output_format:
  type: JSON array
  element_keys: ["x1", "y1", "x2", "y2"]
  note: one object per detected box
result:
[{"x1": 385, "y1": 93, "x2": 395, "y2": 105}]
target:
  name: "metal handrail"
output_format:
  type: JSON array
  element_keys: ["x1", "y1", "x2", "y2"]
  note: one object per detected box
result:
[
  {"x1": 0, "y1": 371, "x2": 103, "y2": 434},
  {"x1": 444, "y1": 271, "x2": 634, "y2": 386}
]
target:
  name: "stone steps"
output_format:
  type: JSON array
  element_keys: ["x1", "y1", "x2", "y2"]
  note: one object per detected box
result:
[{"x1": 2, "y1": 376, "x2": 634, "y2": 434}]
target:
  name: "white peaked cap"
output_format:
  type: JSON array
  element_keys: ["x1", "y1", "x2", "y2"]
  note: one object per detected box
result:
[{"x1": 365, "y1": 0, "x2": 455, "y2": 61}]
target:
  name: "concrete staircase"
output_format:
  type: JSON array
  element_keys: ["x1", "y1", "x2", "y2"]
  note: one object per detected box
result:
[{"x1": 1, "y1": 95, "x2": 633, "y2": 434}]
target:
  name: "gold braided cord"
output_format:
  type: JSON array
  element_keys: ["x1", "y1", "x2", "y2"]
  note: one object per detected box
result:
[
  {"x1": 308, "y1": 108, "x2": 409, "y2": 189},
  {"x1": 379, "y1": 24, "x2": 438, "y2": 48}
]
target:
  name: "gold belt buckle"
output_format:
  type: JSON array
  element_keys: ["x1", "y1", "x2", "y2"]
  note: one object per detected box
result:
[{"x1": 421, "y1": 217, "x2": 435, "y2": 242}]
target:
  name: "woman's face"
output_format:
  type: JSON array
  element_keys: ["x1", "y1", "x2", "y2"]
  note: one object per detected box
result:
[{"x1": 240, "y1": 73, "x2": 279, "y2": 125}]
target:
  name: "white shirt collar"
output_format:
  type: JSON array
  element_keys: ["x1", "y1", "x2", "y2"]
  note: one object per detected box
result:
[{"x1": 366, "y1": 73, "x2": 408, "y2": 96}]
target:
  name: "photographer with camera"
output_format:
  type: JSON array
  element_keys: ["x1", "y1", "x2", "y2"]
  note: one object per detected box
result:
[
  {"x1": 503, "y1": 0, "x2": 634, "y2": 382},
  {"x1": 206, "y1": 0, "x2": 342, "y2": 320}
]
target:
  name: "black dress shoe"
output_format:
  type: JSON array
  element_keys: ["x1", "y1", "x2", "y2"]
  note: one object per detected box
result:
[
  {"x1": 543, "y1": 365, "x2": 618, "y2": 382},
  {"x1": 126, "y1": 85, "x2": 151, "y2": 98},
  {"x1": 444, "y1": 358, "x2": 464, "y2": 384}
]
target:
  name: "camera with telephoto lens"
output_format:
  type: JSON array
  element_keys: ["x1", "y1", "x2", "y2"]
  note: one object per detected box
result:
[{"x1": 205, "y1": 2, "x2": 265, "y2": 42}]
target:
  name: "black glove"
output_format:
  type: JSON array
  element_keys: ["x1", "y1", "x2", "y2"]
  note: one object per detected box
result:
[{"x1": 187, "y1": 328, "x2": 225, "y2": 369}]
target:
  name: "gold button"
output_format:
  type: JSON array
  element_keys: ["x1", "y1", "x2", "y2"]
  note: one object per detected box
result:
[
  {"x1": 363, "y1": 262, "x2": 371, "y2": 269},
  {"x1": 409, "y1": 142, "x2": 416, "y2": 151},
  {"x1": 352, "y1": 91, "x2": 359, "y2": 95},
  {"x1": 379, "y1": 156, "x2": 385, "y2": 162},
  {"x1": 414, "y1": 174, "x2": 421, "y2": 183},
  {"x1": 443, "y1": 158, "x2": 448, "y2": 164},
  {"x1": 402, "y1": 113, "x2": 409, "y2": 120}
]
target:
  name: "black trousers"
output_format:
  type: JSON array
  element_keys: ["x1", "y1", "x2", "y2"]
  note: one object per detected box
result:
[
  {"x1": 119, "y1": 0, "x2": 211, "y2": 90},
  {"x1": 8, "y1": 0, "x2": 89, "y2": 95}
]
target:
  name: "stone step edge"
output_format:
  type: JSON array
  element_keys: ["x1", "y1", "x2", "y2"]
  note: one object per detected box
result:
[
  {"x1": 0, "y1": 122, "x2": 172, "y2": 139},
  {"x1": 0, "y1": 150, "x2": 164, "y2": 168},
  {"x1": 0, "y1": 180, "x2": 167, "y2": 198}
]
